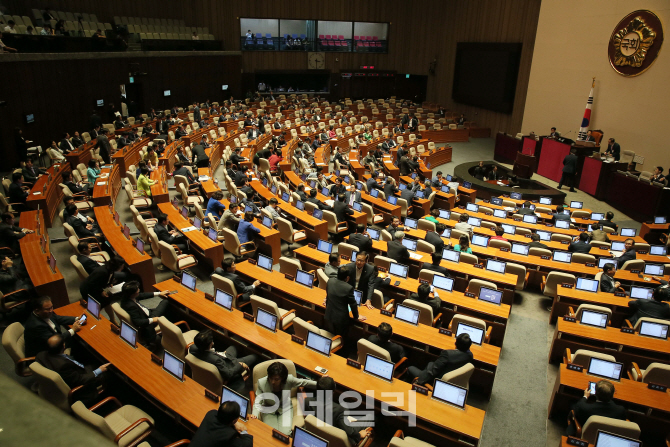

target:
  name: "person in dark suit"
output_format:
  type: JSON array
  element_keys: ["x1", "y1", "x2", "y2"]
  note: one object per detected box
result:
[
  {"x1": 24, "y1": 296, "x2": 83, "y2": 357},
  {"x1": 61, "y1": 171, "x2": 86, "y2": 195},
  {"x1": 400, "y1": 180, "x2": 419, "y2": 203},
  {"x1": 367, "y1": 322, "x2": 406, "y2": 363},
  {"x1": 95, "y1": 128, "x2": 112, "y2": 164},
  {"x1": 548, "y1": 127, "x2": 559, "y2": 138},
  {"x1": 191, "y1": 401, "x2": 253, "y2": 447},
  {"x1": 333, "y1": 193, "x2": 353, "y2": 223},
  {"x1": 173, "y1": 161, "x2": 198, "y2": 186},
  {"x1": 22, "y1": 158, "x2": 43, "y2": 184},
  {"x1": 604, "y1": 138, "x2": 621, "y2": 161},
  {"x1": 119, "y1": 281, "x2": 170, "y2": 346},
  {"x1": 425, "y1": 224, "x2": 446, "y2": 254},
  {"x1": 400, "y1": 114, "x2": 409, "y2": 128},
  {"x1": 568, "y1": 232, "x2": 592, "y2": 253},
  {"x1": 324, "y1": 268, "x2": 366, "y2": 355},
  {"x1": 383, "y1": 179, "x2": 399, "y2": 199},
  {"x1": 386, "y1": 217, "x2": 404, "y2": 241},
  {"x1": 230, "y1": 147, "x2": 247, "y2": 168},
  {"x1": 191, "y1": 144, "x2": 210, "y2": 168},
  {"x1": 616, "y1": 238, "x2": 636, "y2": 269},
  {"x1": 517, "y1": 201, "x2": 536, "y2": 216},
  {"x1": 473, "y1": 161, "x2": 486, "y2": 180},
  {"x1": 247, "y1": 125, "x2": 260, "y2": 140},
  {"x1": 422, "y1": 179, "x2": 433, "y2": 198},
  {"x1": 599, "y1": 263, "x2": 620, "y2": 293},
  {"x1": 188, "y1": 330, "x2": 258, "y2": 396},
  {"x1": 627, "y1": 283, "x2": 670, "y2": 325},
  {"x1": 0, "y1": 256, "x2": 34, "y2": 303},
  {"x1": 175, "y1": 125, "x2": 188, "y2": 138},
  {"x1": 650, "y1": 166, "x2": 666, "y2": 184},
  {"x1": 457, "y1": 114, "x2": 466, "y2": 126},
  {"x1": 408, "y1": 333, "x2": 473, "y2": 386},
  {"x1": 213, "y1": 259, "x2": 261, "y2": 303},
  {"x1": 36, "y1": 334, "x2": 110, "y2": 405},
  {"x1": 410, "y1": 283, "x2": 442, "y2": 316},
  {"x1": 583, "y1": 130, "x2": 596, "y2": 142},
  {"x1": 71, "y1": 132, "x2": 84, "y2": 148},
  {"x1": 421, "y1": 252, "x2": 450, "y2": 277},
  {"x1": 330, "y1": 177, "x2": 347, "y2": 197},
  {"x1": 306, "y1": 189, "x2": 332, "y2": 211},
  {"x1": 558, "y1": 148, "x2": 578, "y2": 192},
  {"x1": 302, "y1": 377, "x2": 369, "y2": 447},
  {"x1": 154, "y1": 213, "x2": 188, "y2": 252},
  {"x1": 366, "y1": 172, "x2": 383, "y2": 192},
  {"x1": 65, "y1": 205, "x2": 103, "y2": 243},
  {"x1": 598, "y1": 211, "x2": 618, "y2": 232},
  {"x1": 488, "y1": 165, "x2": 502, "y2": 181},
  {"x1": 8, "y1": 173, "x2": 29, "y2": 210},
  {"x1": 566, "y1": 380, "x2": 626, "y2": 436},
  {"x1": 295, "y1": 184, "x2": 308, "y2": 202},
  {"x1": 348, "y1": 224, "x2": 373, "y2": 253},
  {"x1": 76, "y1": 241, "x2": 103, "y2": 275},
  {"x1": 387, "y1": 232, "x2": 410, "y2": 264},
  {"x1": 398, "y1": 155, "x2": 412, "y2": 176},
  {"x1": 529, "y1": 233, "x2": 549, "y2": 250},
  {"x1": 0, "y1": 212, "x2": 33, "y2": 254},
  {"x1": 343, "y1": 251, "x2": 377, "y2": 307},
  {"x1": 552, "y1": 205, "x2": 571, "y2": 224}
]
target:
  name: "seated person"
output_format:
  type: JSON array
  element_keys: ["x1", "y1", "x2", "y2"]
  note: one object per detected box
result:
[
  {"x1": 410, "y1": 283, "x2": 442, "y2": 316},
  {"x1": 237, "y1": 211, "x2": 261, "y2": 244},
  {"x1": 332, "y1": 193, "x2": 353, "y2": 223},
  {"x1": 61, "y1": 171, "x2": 87, "y2": 196},
  {"x1": 566, "y1": 380, "x2": 626, "y2": 436},
  {"x1": 599, "y1": 263, "x2": 620, "y2": 293},
  {"x1": 568, "y1": 232, "x2": 592, "y2": 253},
  {"x1": 143, "y1": 146, "x2": 159, "y2": 171},
  {"x1": 650, "y1": 166, "x2": 666, "y2": 184},
  {"x1": 222, "y1": 203, "x2": 241, "y2": 230},
  {"x1": 616, "y1": 238, "x2": 636, "y2": 269},
  {"x1": 426, "y1": 223, "x2": 446, "y2": 253},
  {"x1": 552, "y1": 205, "x2": 571, "y2": 223},
  {"x1": 529, "y1": 233, "x2": 549, "y2": 250},
  {"x1": 598, "y1": 211, "x2": 618, "y2": 232},
  {"x1": 589, "y1": 223, "x2": 610, "y2": 243},
  {"x1": 62, "y1": 196, "x2": 95, "y2": 222},
  {"x1": 454, "y1": 214, "x2": 473, "y2": 239},
  {"x1": 306, "y1": 189, "x2": 331, "y2": 211},
  {"x1": 421, "y1": 252, "x2": 450, "y2": 277},
  {"x1": 213, "y1": 259, "x2": 260, "y2": 303},
  {"x1": 190, "y1": 401, "x2": 253, "y2": 447},
  {"x1": 76, "y1": 241, "x2": 104, "y2": 275},
  {"x1": 628, "y1": 283, "x2": 670, "y2": 325},
  {"x1": 22, "y1": 158, "x2": 44, "y2": 184},
  {"x1": 86, "y1": 159, "x2": 101, "y2": 185},
  {"x1": 8, "y1": 172, "x2": 29, "y2": 210},
  {"x1": 424, "y1": 208, "x2": 441, "y2": 224},
  {"x1": 367, "y1": 322, "x2": 406, "y2": 363},
  {"x1": 0, "y1": 255, "x2": 34, "y2": 303},
  {"x1": 65, "y1": 205, "x2": 103, "y2": 243},
  {"x1": 349, "y1": 224, "x2": 373, "y2": 252},
  {"x1": 230, "y1": 147, "x2": 247, "y2": 167},
  {"x1": 154, "y1": 213, "x2": 188, "y2": 252},
  {"x1": 408, "y1": 333, "x2": 473, "y2": 386},
  {"x1": 517, "y1": 201, "x2": 535, "y2": 215},
  {"x1": 386, "y1": 217, "x2": 404, "y2": 240},
  {"x1": 0, "y1": 212, "x2": 33, "y2": 254},
  {"x1": 188, "y1": 329, "x2": 258, "y2": 396},
  {"x1": 489, "y1": 226, "x2": 507, "y2": 242},
  {"x1": 24, "y1": 296, "x2": 83, "y2": 357},
  {"x1": 324, "y1": 253, "x2": 340, "y2": 279},
  {"x1": 386, "y1": 231, "x2": 410, "y2": 264},
  {"x1": 250, "y1": 361, "x2": 316, "y2": 435},
  {"x1": 453, "y1": 235, "x2": 472, "y2": 254},
  {"x1": 205, "y1": 191, "x2": 226, "y2": 223},
  {"x1": 119, "y1": 281, "x2": 170, "y2": 347},
  {"x1": 264, "y1": 198, "x2": 280, "y2": 222}
]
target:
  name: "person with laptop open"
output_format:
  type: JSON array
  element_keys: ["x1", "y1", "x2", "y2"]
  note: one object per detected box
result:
[
  {"x1": 551, "y1": 205, "x2": 571, "y2": 224},
  {"x1": 616, "y1": 238, "x2": 636, "y2": 269},
  {"x1": 566, "y1": 380, "x2": 626, "y2": 436},
  {"x1": 421, "y1": 252, "x2": 450, "y2": 277},
  {"x1": 408, "y1": 333, "x2": 473, "y2": 386},
  {"x1": 367, "y1": 322, "x2": 406, "y2": 363},
  {"x1": 599, "y1": 263, "x2": 621, "y2": 293},
  {"x1": 589, "y1": 223, "x2": 611, "y2": 243},
  {"x1": 410, "y1": 283, "x2": 443, "y2": 316},
  {"x1": 386, "y1": 232, "x2": 411, "y2": 264},
  {"x1": 453, "y1": 235, "x2": 472, "y2": 254},
  {"x1": 568, "y1": 232, "x2": 592, "y2": 253},
  {"x1": 627, "y1": 283, "x2": 670, "y2": 325},
  {"x1": 190, "y1": 400, "x2": 253, "y2": 447},
  {"x1": 517, "y1": 201, "x2": 536, "y2": 216},
  {"x1": 155, "y1": 213, "x2": 188, "y2": 253},
  {"x1": 119, "y1": 281, "x2": 171, "y2": 349},
  {"x1": 598, "y1": 211, "x2": 618, "y2": 232},
  {"x1": 348, "y1": 224, "x2": 373, "y2": 253},
  {"x1": 324, "y1": 267, "x2": 367, "y2": 357},
  {"x1": 213, "y1": 259, "x2": 260, "y2": 303},
  {"x1": 385, "y1": 216, "x2": 404, "y2": 241},
  {"x1": 454, "y1": 213, "x2": 473, "y2": 240}
]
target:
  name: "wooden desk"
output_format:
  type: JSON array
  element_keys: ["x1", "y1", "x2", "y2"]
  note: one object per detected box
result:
[
  {"x1": 549, "y1": 318, "x2": 670, "y2": 369},
  {"x1": 157, "y1": 278, "x2": 486, "y2": 445},
  {"x1": 18, "y1": 210, "x2": 69, "y2": 308},
  {"x1": 157, "y1": 203, "x2": 223, "y2": 271},
  {"x1": 26, "y1": 164, "x2": 69, "y2": 228},
  {"x1": 112, "y1": 137, "x2": 150, "y2": 174},
  {"x1": 57, "y1": 303, "x2": 285, "y2": 442},
  {"x1": 65, "y1": 140, "x2": 94, "y2": 170},
  {"x1": 149, "y1": 166, "x2": 169, "y2": 204},
  {"x1": 92, "y1": 165, "x2": 122, "y2": 207},
  {"x1": 94, "y1": 207, "x2": 156, "y2": 290},
  {"x1": 550, "y1": 286, "x2": 637, "y2": 325}
]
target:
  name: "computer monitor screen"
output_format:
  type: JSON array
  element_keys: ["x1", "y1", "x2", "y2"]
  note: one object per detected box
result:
[
  {"x1": 387, "y1": 196, "x2": 398, "y2": 205},
  {"x1": 441, "y1": 185, "x2": 451, "y2": 194},
  {"x1": 389, "y1": 262, "x2": 409, "y2": 279},
  {"x1": 639, "y1": 321, "x2": 669, "y2": 339},
  {"x1": 432, "y1": 379, "x2": 468, "y2": 409},
  {"x1": 306, "y1": 331, "x2": 332, "y2": 356},
  {"x1": 523, "y1": 214, "x2": 538, "y2": 224},
  {"x1": 404, "y1": 217, "x2": 418, "y2": 229},
  {"x1": 401, "y1": 238, "x2": 417, "y2": 252},
  {"x1": 494, "y1": 209, "x2": 507, "y2": 218},
  {"x1": 193, "y1": 217, "x2": 202, "y2": 229},
  {"x1": 353, "y1": 289, "x2": 362, "y2": 306},
  {"x1": 491, "y1": 197, "x2": 503, "y2": 205},
  {"x1": 309, "y1": 180, "x2": 316, "y2": 189},
  {"x1": 296, "y1": 270, "x2": 314, "y2": 288},
  {"x1": 501, "y1": 224, "x2": 515, "y2": 235},
  {"x1": 471, "y1": 234, "x2": 489, "y2": 247},
  {"x1": 610, "y1": 241, "x2": 625, "y2": 252},
  {"x1": 317, "y1": 240, "x2": 333, "y2": 254},
  {"x1": 281, "y1": 192, "x2": 290, "y2": 202},
  {"x1": 593, "y1": 430, "x2": 641, "y2": 447},
  {"x1": 134, "y1": 237, "x2": 145, "y2": 255},
  {"x1": 164, "y1": 90, "x2": 171, "y2": 97},
  {"x1": 617, "y1": 227, "x2": 637, "y2": 237},
  {"x1": 432, "y1": 275, "x2": 454, "y2": 292},
  {"x1": 353, "y1": 201, "x2": 362, "y2": 212},
  {"x1": 552, "y1": 251, "x2": 572, "y2": 263},
  {"x1": 415, "y1": 190, "x2": 425, "y2": 199},
  {"x1": 356, "y1": 181, "x2": 363, "y2": 191},
  {"x1": 644, "y1": 264, "x2": 664, "y2": 275},
  {"x1": 263, "y1": 178, "x2": 269, "y2": 187},
  {"x1": 262, "y1": 216, "x2": 273, "y2": 229},
  {"x1": 486, "y1": 259, "x2": 506, "y2": 274},
  {"x1": 467, "y1": 217, "x2": 481, "y2": 227},
  {"x1": 580, "y1": 310, "x2": 609, "y2": 328},
  {"x1": 466, "y1": 203, "x2": 479, "y2": 213},
  {"x1": 214, "y1": 288, "x2": 233, "y2": 310},
  {"x1": 181, "y1": 206, "x2": 189, "y2": 218},
  {"x1": 478, "y1": 287, "x2": 503, "y2": 305},
  {"x1": 410, "y1": 173, "x2": 417, "y2": 179},
  {"x1": 120, "y1": 321, "x2": 137, "y2": 348},
  {"x1": 456, "y1": 323, "x2": 484, "y2": 345},
  {"x1": 123, "y1": 224, "x2": 131, "y2": 239},
  {"x1": 536, "y1": 230, "x2": 551, "y2": 241},
  {"x1": 555, "y1": 220, "x2": 570, "y2": 229},
  {"x1": 529, "y1": 204, "x2": 536, "y2": 211},
  {"x1": 292, "y1": 427, "x2": 328, "y2": 447},
  {"x1": 163, "y1": 350, "x2": 185, "y2": 381},
  {"x1": 257, "y1": 254, "x2": 273, "y2": 271},
  {"x1": 438, "y1": 209, "x2": 451, "y2": 219},
  {"x1": 576, "y1": 278, "x2": 599, "y2": 293},
  {"x1": 296, "y1": 200, "x2": 304, "y2": 211},
  {"x1": 244, "y1": 205, "x2": 253, "y2": 213},
  {"x1": 342, "y1": 176, "x2": 349, "y2": 184},
  {"x1": 654, "y1": 216, "x2": 667, "y2": 224},
  {"x1": 312, "y1": 209, "x2": 323, "y2": 220},
  {"x1": 570, "y1": 201, "x2": 583, "y2": 209},
  {"x1": 511, "y1": 192, "x2": 522, "y2": 200},
  {"x1": 630, "y1": 286, "x2": 654, "y2": 300},
  {"x1": 208, "y1": 228, "x2": 218, "y2": 242},
  {"x1": 370, "y1": 188, "x2": 379, "y2": 198},
  {"x1": 462, "y1": 181, "x2": 472, "y2": 189},
  {"x1": 368, "y1": 228, "x2": 380, "y2": 240},
  {"x1": 256, "y1": 308, "x2": 277, "y2": 332},
  {"x1": 321, "y1": 186, "x2": 330, "y2": 196},
  {"x1": 442, "y1": 249, "x2": 460, "y2": 263},
  {"x1": 539, "y1": 197, "x2": 552, "y2": 205},
  {"x1": 398, "y1": 183, "x2": 407, "y2": 191},
  {"x1": 587, "y1": 357, "x2": 623, "y2": 381},
  {"x1": 511, "y1": 243, "x2": 529, "y2": 256},
  {"x1": 87, "y1": 296, "x2": 101, "y2": 319},
  {"x1": 650, "y1": 245, "x2": 667, "y2": 256},
  {"x1": 181, "y1": 271, "x2": 196, "y2": 291},
  {"x1": 446, "y1": 174, "x2": 453, "y2": 181},
  {"x1": 598, "y1": 258, "x2": 616, "y2": 268},
  {"x1": 394, "y1": 304, "x2": 420, "y2": 325},
  {"x1": 363, "y1": 354, "x2": 394, "y2": 381},
  {"x1": 271, "y1": 185, "x2": 278, "y2": 195},
  {"x1": 590, "y1": 212, "x2": 604, "y2": 221},
  {"x1": 221, "y1": 386, "x2": 250, "y2": 421},
  {"x1": 96, "y1": 99, "x2": 104, "y2": 107},
  {"x1": 442, "y1": 228, "x2": 452, "y2": 238}
]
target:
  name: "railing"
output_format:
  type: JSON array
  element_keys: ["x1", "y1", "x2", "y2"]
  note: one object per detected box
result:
[{"x1": 240, "y1": 37, "x2": 388, "y2": 53}]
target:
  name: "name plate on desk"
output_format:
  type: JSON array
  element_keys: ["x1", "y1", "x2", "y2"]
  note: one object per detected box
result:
[
  {"x1": 524, "y1": 233, "x2": 532, "y2": 238},
  {"x1": 541, "y1": 255, "x2": 551, "y2": 260},
  {"x1": 377, "y1": 267, "x2": 387, "y2": 273},
  {"x1": 531, "y1": 200, "x2": 538, "y2": 203},
  {"x1": 458, "y1": 206, "x2": 465, "y2": 209},
  {"x1": 291, "y1": 335, "x2": 304, "y2": 345},
  {"x1": 110, "y1": 324, "x2": 120, "y2": 335},
  {"x1": 308, "y1": 243, "x2": 317, "y2": 249},
  {"x1": 502, "y1": 194, "x2": 510, "y2": 198},
  {"x1": 247, "y1": 259, "x2": 257, "y2": 265},
  {"x1": 482, "y1": 199, "x2": 490, "y2": 203},
  {"x1": 648, "y1": 382, "x2": 668, "y2": 392},
  {"x1": 499, "y1": 247, "x2": 510, "y2": 252},
  {"x1": 464, "y1": 292, "x2": 476, "y2": 298},
  {"x1": 340, "y1": 255, "x2": 350, "y2": 261},
  {"x1": 419, "y1": 279, "x2": 429, "y2": 284},
  {"x1": 599, "y1": 246, "x2": 609, "y2": 250},
  {"x1": 621, "y1": 327, "x2": 635, "y2": 334},
  {"x1": 631, "y1": 269, "x2": 641, "y2": 274},
  {"x1": 284, "y1": 274, "x2": 294, "y2": 281},
  {"x1": 204, "y1": 389, "x2": 219, "y2": 402},
  {"x1": 150, "y1": 353, "x2": 163, "y2": 366},
  {"x1": 204, "y1": 293, "x2": 214, "y2": 302},
  {"x1": 560, "y1": 240, "x2": 570, "y2": 245},
  {"x1": 578, "y1": 228, "x2": 586, "y2": 232},
  {"x1": 439, "y1": 328, "x2": 452, "y2": 336},
  {"x1": 243, "y1": 312, "x2": 254, "y2": 321},
  {"x1": 614, "y1": 291, "x2": 626, "y2": 297},
  {"x1": 545, "y1": 223, "x2": 554, "y2": 227},
  {"x1": 563, "y1": 316, "x2": 576, "y2": 322},
  {"x1": 513, "y1": 218, "x2": 521, "y2": 221},
  {"x1": 380, "y1": 309, "x2": 393, "y2": 317},
  {"x1": 566, "y1": 437, "x2": 589, "y2": 447},
  {"x1": 412, "y1": 383, "x2": 429, "y2": 395},
  {"x1": 585, "y1": 263, "x2": 595, "y2": 268},
  {"x1": 473, "y1": 264, "x2": 484, "y2": 269},
  {"x1": 79, "y1": 299, "x2": 86, "y2": 308},
  {"x1": 272, "y1": 429, "x2": 290, "y2": 444},
  {"x1": 347, "y1": 358, "x2": 362, "y2": 369},
  {"x1": 172, "y1": 275, "x2": 182, "y2": 283},
  {"x1": 638, "y1": 251, "x2": 648, "y2": 255},
  {"x1": 566, "y1": 363, "x2": 584, "y2": 372},
  {"x1": 561, "y1": 283, "x2": 574, "y2": 289}
]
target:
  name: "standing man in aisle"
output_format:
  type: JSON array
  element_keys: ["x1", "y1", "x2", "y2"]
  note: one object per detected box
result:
[{"x1": 557, "y1": 148, "x2": 578, "y2": 192}]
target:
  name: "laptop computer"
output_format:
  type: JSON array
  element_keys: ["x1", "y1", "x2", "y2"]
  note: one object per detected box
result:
[
  {"x1": 295, "y1": 270, "x2": 314, "y2": 288},
  {"x1": 162, "y1": 350, "x2": 185, "y2": 382},
  {"x1": 394, "y1": 304, "x2": 420, "y2": 326},
  {"x1": 536, "y1": 230, "x2": 551, "y2": 241},
  {"x1": 486, "y1": 259, "x2": 506, "y2": 274},
  {"x1": 317, "y1": 240, "x2": 333, "y2": 254},
  {"x1": 593, "y1": 430, "x2": 641, "y2": 447},
  {"x1": 523, "y1": 214, "x2": 538, "y2": 224},
  {"x1": 389, "y1": 262, "x2": 409, "y2": 279},
  {"x1": 363, "y1": 354, "x2": 395, "y2": 382},
  {"x1": 86, "y1": 296, "x2": 101, "y2": 320},
  {"x1": 306, "y1": 331, "x2": 332, "y2": 356},
  {"x1": 312, "y1": 209, "x2": 323, "y2": 220},
  {"x1": 255, "y1": 308, "x2": 278, "y2": 332},
  {"x1": 181, "y1": 271, "x2": 196, "y2": 291},
  {"x1": 292, "y1": 427, "x2": 328, "y2": 447},
  {"x1": 630, "y1": 286, "x2": 653, "y2": 300},
  {"x1": 570, "y1": 201, "x2": 583, "y2": 209},
  {"x1": 579, "y1": 309, "x2": 609, "y2": 328},
  {"x1": 494, "y1": 209, "x2": 507, "y2": 218},
  {"x1": 401, "y1": 238, "x2": 417, "y2": 252},
  {"x1": 467, "y1": 217, "x2": 482, "y2": 227},
  {"x1": 368, "y1": 228, "x2": 380, "y2": 240},
  {"x1": 471, "y1": 234, "x2": 489, "y2": 247},
  {"x1": 466, "y1": 203, "x2": 479, "y2": 213},
  {"x1": 214, "y1": 288, "x2": 233, "y2": 311},
  {"x1": 431, "y1": 379, "x2": 468, "y2": 409},
  {"x1": 135, "y1": 238, "x2": 145, "y2": 255},
  {"x1": 491, "y1": 197, "x2": 503, "y2": 206},
  {"x1": 649, "y1": 245, "x2": 667, "y2": 256},
  {"x1": 442, "y1": 249, "x2": 460, "y2": 263},
  {"x1": 511, "y1": 243, "x2": 529, "y2": 256},
  {"x1": 456, "y1": 323, "x2": 484, "y2": 345},
  {"x1": 552, "y1": 251, "x2": 572, "y2": 263},
  {"x1": 221, "y1": 385, "x2": 250, "y2": 421},
  {"x1": 438, "y1": 209, "x2": 451, "y2": 219},
  {"x1": 120, "y1": 321, "x2": 138, "y2": 348},
  {"x1": 639, "y1": 320, "x2": 669, "y2": 340},
  {"x1": 404, "y1": 217, "x2": 418, "y2": 229},
  {"x1": 644, "y1": 264, "x2": 664, "y2": 275},
  {"x1": 257, "y1": 254, "x2": 273, "y2": 271},
  {"x1": 587, "y1": 357, "x2": 623, "y2": 381},
  {"x1": 555, "y1": 220, "x2": 570, "y2": 229},
  {"x1": 262, "y1": 216, "x2": 273, "y2": 229},
  {"x1": 432, "y1": 275, "x2": 454, "y2": 292},
  {"x1": 539, "y1": 197, "x2": 552, "y2": 205},
  {"x1": 654, "y1": 216, "x2": 667, "y2": 224},
  {"x1": 576, "y1": 277, "x2": 599, "y2": 293},
  {"x1": 501, "y1": 224, "x2": 515, "y2": 235},
  {"x1": 478, "y1": 287, "x2": 502, "y2": 305}
]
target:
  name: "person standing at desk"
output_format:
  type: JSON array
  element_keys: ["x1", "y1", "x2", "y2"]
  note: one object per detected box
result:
[
  {"x1": 191, "y1": 144, "x2": 210, "y2": 169},
  {"x1": 566, "y1": 380, "x2": 626, "y2": 436},
  {"x1": 95, "y1": 128, "x2": 112, "y2": 164},
  {"x1": 604, "y1": 138, "x2": 620, "y2": 161},
  {"x1": 191, "y1": 401, "x2": 253, "y2": 447},
  {"x1": 557, "y1": 148, "x2": 578, "y2": 192},
  {"x1": 548, "y1": 127, "x2": 560, "y2": 138},
  {"x1": 119, "y1": 281, "x2": 170, "y2": 347},
  {"x1": 324, "y1": 267, "x2": 366, "y2": 356},
  {"x1": 343, "y1": 251, "x2": 376, "y2": 308}
]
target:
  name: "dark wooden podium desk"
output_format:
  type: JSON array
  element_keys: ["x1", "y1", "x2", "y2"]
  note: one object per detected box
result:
[
  {"x1": 57, "y1": 303, "x2": 285, "y2": 443},
  {"x1": 549, "y1": 364, "x2": 670, "y2": 438},
  {"x1": 606, "y1": 172, "x2": 670, "y2": 223},
  {"x1": 156, "y1": 279, "x2": 486, "y2": 446},
  {"x1": 549, "y1": 318, "x2": 670, "y2": 369}
]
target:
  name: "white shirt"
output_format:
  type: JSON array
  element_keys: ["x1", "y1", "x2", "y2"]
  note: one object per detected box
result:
[
  {"x1": 4, "y1": 26, "x2": 16, "y2": 34},
  {"x1": 355, "y1": 266, "x2": 363, "y2": 287}
]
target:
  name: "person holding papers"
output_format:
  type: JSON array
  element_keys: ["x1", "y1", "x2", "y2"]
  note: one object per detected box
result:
[{"x1": 408, "y1": 333, "x2": 473, "y2": 386}]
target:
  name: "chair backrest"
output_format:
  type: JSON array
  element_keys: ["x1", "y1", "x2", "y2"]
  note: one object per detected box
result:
[
  {"x1": 640, "y1": 362, "x2": 670, "y2": 386},
  {"x1": 505, "y1": 262, "x2": 527, "y2": 290},
  {"x1": 147, "y1": 229, "x2": 161, "y2": 258},
  {"x1": 71, "y1": 401, "x2": 116, "y2": 440},
  {"x1": 441, "y1": 363, "x2": 475, "y2": 390},
  {"x1": 304, "y1": 415, "x2": 351, "y2": 447},
  {"x1": 70, "y1": 255, "x2": 89, "y2": 281},
  {"x1": 581, "y1": 416, "x2": 640, "y2": 445},
  {"x1": 338, "y1": 242, "x2": 358, "y2": 260},
  {"x1": 572, "y1": 253, "x2": 596, "y2": 264},
  {"x1": 633, "y1": 316, "x2": 670, "y2": 331},
  {"x1": 158, "y1": 241, "x2": 180, "y2": 271},
  {"x1": 293, "y1": 317, "x2": 322, "y2": 341},
  {"x1": 373, "y1": 255, "x2": 395, "y2": 271},
  {"x1": 488, "y1": 239, "x2": 511, "y2": 250},
  {"x1": 357, "y1": 338, "x2": 392, "y2": 365},
  {"x1": 459, "y1": 252, "x2": 479, "y2": 265},
  {"x1": 157, "y1": 317, "x2": 188, "y2": 360},
  {"x1": 222, "y1": 228, "x2": 243, "y2": 256},
  {"x1": 250, "y1": 295, "x2": 281, "y2": 329},
  {"x1": 30, "y1": 362, "x2": 72, "y2": 412},
  {"x1": 402, "y1": 299, "x2": 434, "y2": 326},
  {"x1": 544, "y1": 272, "x2": 576, "y2": 296},
  {"x1": 185, "y1": 353, "x2": 223, "y2": 393},
  {"x1": 279, "y1": 256, "x2": 301, "y2": 277},
  {"x1": 529, "y1": 247, "x2": 552, "y2": 257},
  {"x1": 2, "y1": 322, "x2": 26, "y2": 368},
  {"x1": 570, "y1": 349, "x2": 616, "y2": 367},
  {"x1": 111, "y1": 302, "x2": 132, "y2": 328},
  {"x1": 621, "y1": 259, "x2": 644, "y2": 271}
]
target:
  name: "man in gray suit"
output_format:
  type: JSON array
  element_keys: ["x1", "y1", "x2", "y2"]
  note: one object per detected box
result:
[
  {"x1": 324, "y1": 267, "x2": 366, "y2": 356},
  {"x1": 558, "y1": 148, "x2": 578, "y2": 192}
]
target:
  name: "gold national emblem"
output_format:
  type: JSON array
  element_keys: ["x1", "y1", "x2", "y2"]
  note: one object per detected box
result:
[{"x1": 612, "y1": 16, "x2": 656, "y2": 67}]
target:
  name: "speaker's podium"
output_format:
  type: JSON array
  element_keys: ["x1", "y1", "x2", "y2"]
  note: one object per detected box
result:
[
  {"x1": 536, "y1": 137, "x2": 597, "y2": 186},
  {"x1": 579, "y1": 153, "x2": 629, "y2": 200}
]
